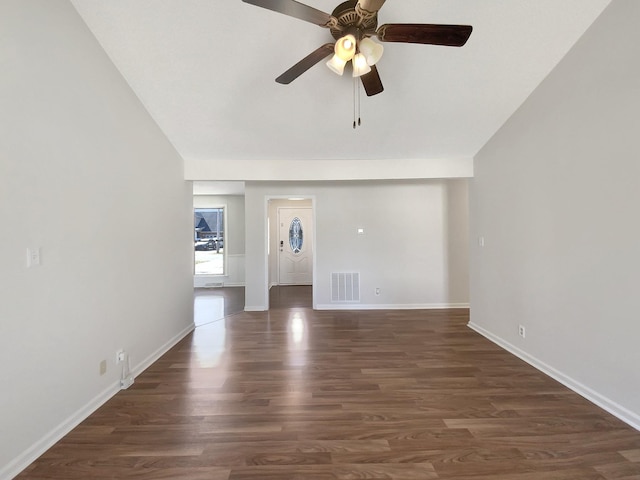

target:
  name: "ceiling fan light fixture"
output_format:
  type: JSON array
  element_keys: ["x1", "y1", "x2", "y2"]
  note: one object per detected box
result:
[
  {"x1": 326, "y1": 54, "x2": 347, "y2": 75},
  {"x1": 242, "y1": 0, "x2": 473, "y2": 99},
  {"x1": 334, "y1": 34, "x2": 356, "y2": 61},
  {"x1": 359, "y1": 37, "x2": 384, "y2": 66},
  {"x1": 352, "y1": 53, "x2": 371, "y2": 77}
]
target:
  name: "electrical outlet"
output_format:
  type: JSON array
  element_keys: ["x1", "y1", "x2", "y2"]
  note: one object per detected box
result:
[
  {"x1": 116, "y1": 349, "x2": 125, "y2": 363},
  {"x1": 375, "y1": 287, "x2": 381, "y2": 296},
  {"x1": 518, "y1": 325, "x2": 526, "y2": 338},
  {"x1": 99, "y1": 360, "x2": 107, "y2": 375}
]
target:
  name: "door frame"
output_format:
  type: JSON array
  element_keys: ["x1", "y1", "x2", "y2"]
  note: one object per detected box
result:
[{"x1": 263, "y1": 195, "x2": 317, "y2": 310}]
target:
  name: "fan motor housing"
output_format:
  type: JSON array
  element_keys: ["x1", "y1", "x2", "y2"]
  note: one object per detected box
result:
[{"x1": 330, "y1": 0, "x2": 378, "y2": 40}]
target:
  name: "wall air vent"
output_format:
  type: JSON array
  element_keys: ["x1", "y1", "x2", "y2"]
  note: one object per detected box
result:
[{"x1": 331, "y1": 272, "x2": 360, "y2": 302}]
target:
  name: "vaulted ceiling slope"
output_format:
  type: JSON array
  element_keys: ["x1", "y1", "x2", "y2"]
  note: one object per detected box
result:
[{"x1": 71, "y1": 0, "x2": 610, "y2": 169}]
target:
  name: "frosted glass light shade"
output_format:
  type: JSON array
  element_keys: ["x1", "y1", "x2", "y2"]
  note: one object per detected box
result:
[
  {"x1": 359, "y1": 37, "x2": 384, "y2": 65},
  {"x1": 352, "y1": 53, "x2": 371, "y2": 77},
  {"x1": 326, "y1": 54, "x2": 347, "y2": 75},
  {"x1": 335, "y1": 34, "x2": 356, "y2": 61}
]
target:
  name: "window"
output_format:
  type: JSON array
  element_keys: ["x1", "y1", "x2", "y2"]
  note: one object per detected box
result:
[
  {"x1": 194, "y1": 207, "x2": 224, "y2": 275},
  {"x1": 289, "y1": 217, "x2": 303, "y2": 254}
]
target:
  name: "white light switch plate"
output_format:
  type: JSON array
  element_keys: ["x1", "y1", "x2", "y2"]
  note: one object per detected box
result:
[{"x1": 27, "y1": 247, "x2": 41, "y2": 267}]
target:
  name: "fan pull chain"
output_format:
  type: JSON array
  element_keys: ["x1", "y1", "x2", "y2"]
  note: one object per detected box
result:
[
  {"x1": 358, "y1": 78, "x2": 362, "y2": 126},
  {"x1": 353, "y1": 77, "x2": 357, "y2": 129},
  {"x1": 352, "y1": 77, "x2": 362, "y2": 129}
]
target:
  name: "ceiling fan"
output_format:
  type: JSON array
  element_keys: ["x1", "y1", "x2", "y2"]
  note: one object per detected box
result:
[{"x1": 242, "y1": 0, "x2": 473, "y2": 97}]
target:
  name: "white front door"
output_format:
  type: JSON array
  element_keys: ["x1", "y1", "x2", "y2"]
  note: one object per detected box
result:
[{"x1": 278, "y1": 207, "x2": 313, "y2": 285}]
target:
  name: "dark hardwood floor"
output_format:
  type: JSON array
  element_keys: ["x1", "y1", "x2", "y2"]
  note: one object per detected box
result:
[
  {"x1": 16, "y1": 287, "x2": 640, "y2": 479},
  {"x1": 194, "y1": 287, "x2": 245, "y2": 326},
  {"x1": 269, "y1": 285, "x2": 312, "y2": 309}
]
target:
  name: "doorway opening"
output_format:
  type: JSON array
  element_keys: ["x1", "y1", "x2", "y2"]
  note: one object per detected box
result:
[{"x1": 266, "y1": 197, "x2": 315, "y2": 310}]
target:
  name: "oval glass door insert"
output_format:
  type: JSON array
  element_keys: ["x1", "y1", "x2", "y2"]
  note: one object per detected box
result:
[{"x1": 289, "y1": 217, "x2": 303, "y2": 254}]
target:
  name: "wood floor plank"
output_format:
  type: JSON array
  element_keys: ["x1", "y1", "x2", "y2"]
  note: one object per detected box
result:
[
  {"x1": 594, "y1": 461, "x2": 640, "y2": 479},
  {"x1": 619, "y1": 448, "x2": 640, "y2": 462},
  {"x1": 20, "y1": 465, "x2": 230, "y2": 480},
  {"x1": 14, "y1": 287, "x2": 640, "y2": 479},
  {"x1": 227, "y1": 463, "x2": 439, "y2": 480}
]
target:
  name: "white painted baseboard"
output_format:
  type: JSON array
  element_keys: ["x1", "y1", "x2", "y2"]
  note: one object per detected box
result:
[
  {"x1": 130, "y1": 322, "x2": 195, "y2": 379},
  {"x1": 315, "y1": 303, "x2": 470, "y2": 311},
  {"x1": 468, "y1": 322, "x2": 640, "y2": 432},
  {"x1": 2, "y1": 322, "x2": 195, "y2": 480},
  {"x1": 244, "y1": 306, "x2": 267, "y2": 312},
  {"x1": 1, "y1": 383, "x2": 121, "y2": 480}
]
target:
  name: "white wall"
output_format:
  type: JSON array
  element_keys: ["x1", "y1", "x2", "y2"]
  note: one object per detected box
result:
[
  {"x1": 469, "y1": 0, "x2": 640, "y2": 428},
  {"x1": 245, "y1": 180, "x2": 469, "y2": 311},
  {"x1": 0, "y1": 1, "x2": 194, "y2": 477},
  {"x1": 193, "y1": 195, "x2": 245, "y2": 287}
]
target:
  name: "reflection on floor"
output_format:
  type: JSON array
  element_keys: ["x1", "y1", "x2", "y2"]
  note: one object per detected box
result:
[
  {"x1": 194, "y1": 286, "x2": 313, "y2": 327},
  {"x1": 193, "y1": 287, "x2": 244, "y2": 327},
  {"x1": 192, "y1": 285, "x2": 312, "y2": 368}
]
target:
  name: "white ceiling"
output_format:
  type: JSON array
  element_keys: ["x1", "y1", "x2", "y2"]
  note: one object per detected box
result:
[{"x1": 71, "y1": 0, "x2": 610, "y2": 167}]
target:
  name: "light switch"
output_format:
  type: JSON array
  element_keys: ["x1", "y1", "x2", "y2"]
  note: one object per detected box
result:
[{"x1": 27, "y1": 247, "x2": 41, "y2": 267}]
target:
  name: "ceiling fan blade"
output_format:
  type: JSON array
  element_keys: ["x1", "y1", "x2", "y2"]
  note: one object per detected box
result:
[
  {"x1": 276, "y1": 43, "x2": 335, "y2": 84},
  {"x1": 377, "y1": 24, "x2": 473, "y2": 47},
  {"x1": 360, "y1": 65, "x2": 384, "y2": 97},
  {"x1": 355, "y1": 0, "x2": 386, "y2": 18},
  {"x1": 242, "y1": 0, "x2": 334, "y2": 27}
]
